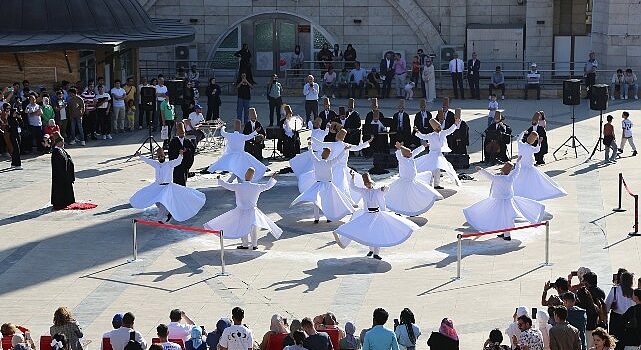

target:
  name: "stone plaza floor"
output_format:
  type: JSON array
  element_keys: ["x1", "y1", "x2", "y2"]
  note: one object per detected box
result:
[{"x1": 1, "y1": 95, "x2": 640, "y2": 350}]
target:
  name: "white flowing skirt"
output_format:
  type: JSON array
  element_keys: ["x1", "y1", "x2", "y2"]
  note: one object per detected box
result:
[
  {"x1": 513, "y1": 164, "x2": 567, "y2": 201},
  {"x1": 207, "y1": 151, "x2": 267, "y2": 179},
  {"x1": 204, "y1": 207, "x2": 283, "y2": 239},
  {"x1": 334, "y1": 209, "x2": 419, "y2": 248},
  {"x1": 289, "y1": 151, "x2": 313, "y2": 176},
  {"x1": 291, "y1": 181, "x2": 355, "y2": 221},
  {"x1": 415, "y1": 151, "x2": 461, "y2": 186},
  {"x1": 463, "y1": 196, "x2": 546, "y2": 232},
  {"x1": 129, "y1": 183, "x2": 206, "y2": 222},
  {"x1": 386, "y1": 172, "x2": 444, "y2": 216},
  {"x1": 296, "y1": 167, "x2": 364, "y2": 204}
]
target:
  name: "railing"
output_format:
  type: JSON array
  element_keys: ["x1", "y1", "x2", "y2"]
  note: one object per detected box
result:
[
  {"x1": 131, "y1": 219, "x2": 230, "y2": 276},
  {"x1": 455, "y1": 221, "x2": 550, "y2": 279},
  {"x1": 613, "y1": 173, "x2": 639, "y2": 236}
]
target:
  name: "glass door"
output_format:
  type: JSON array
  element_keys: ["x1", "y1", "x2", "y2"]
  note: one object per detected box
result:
[
  {"x1": 277, "y1": 21, "x2": 296, "y2": 73},
  {"x1": 253, "y1": 18, "x2": 298, "y2": 74}
]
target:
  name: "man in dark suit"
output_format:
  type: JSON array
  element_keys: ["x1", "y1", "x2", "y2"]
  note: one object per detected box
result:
[
  {"x1": 342, "y1": 98, "x2": 361, "y2": 145},
  {"x1": 363, "y1": 98, "x2": 391, "y2": 155},
  {"x1": 467, "y1": 52, "x2": 481, "y2": 99},
  {"x1": 484, "y1": 112, "x2": 512, "y2": 163},
  {"x1": 168, "y1": 122, "x2": 196, "y2": 186},
  {"x1": 390, "y1": 99, "x2": 412, "y2": 146},
  {"x1": 243, "y1": 108, "x2": 266, "y2": 160},
  {"x1": 413, "y1": 99, "x2": 432, "y2": 146},
  {"x1": 379, "y1": 51, "x2": 395, "y2": 99},
  {"x1": 319, "y1": 97, "x2": 338, "y2": 127},
  {"x1": 525, "y1": 111, "x2": 548, "y2": 165}
]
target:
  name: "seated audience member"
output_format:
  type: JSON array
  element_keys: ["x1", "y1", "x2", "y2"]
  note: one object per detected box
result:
[
  {"x1": 156, "y1": 324, "x2": 182, "y2": 350},
  {"x1": 524, "y1": 63, "x2": 541, "y2": 100},
  {"x1": 301, "y1": 317, "x2": 332, "y2": 350},
  {"x1": 101, "y1": 314, "x2": 123, "y2": 349},
  {"x1": 219, "y1": 307, "x2": 254, "y2": 350},
  {"x1": 339, "y1": 322, "x2": 360, "y2": 350},
  {"x1": 394, "y1": 308, "x2": 420, "y2": 350},
  {"x1": 259, "y1": 315, "x2": 288, "y2": 350},
  {"x1": 367, "y1": 68, "x2": 381, "y2": 98},
  {"x1": 283, "y1": 331, "x2": 307, "y2": 350},
  {"x1": 50, "y1": 307, "x2": 84, "y2": 350},
  {"x1": 168, "y1": 309, "x2": 195, "y2": 342},
  {"x1": 427, "y1": 318, "x2": 459, "y2": 350},
  {"x1": 623, "y1": 68, "x2": 639, "y2": 99},
  {"x1": 184, "y1": 105, "x2": 205, "y2": 147},
  {"x1": 206, "y1": 319, "x2": 231, "y2": 350},
  {"x1": 323, "y1": 67, "x2": 337, "y2": 99},
  {"x1": 243, "y1": 108, "x2": 265, "y2": 160},
  {"x1": 314, "y1": 312, "x2": 345, "y2": 339},
  {"x1": 482, "y1": 329, "x2": 509, "y2": 350},
  {"x1": 185, "y1": 328, "x2": 206, "y2": 350},
  {"x1": 109, "y1": 313, "x2": 148, "y2": 350},
  {"x1": 484, "y1": 111, "x2": 512, "y2": 163},
  {"x1": 337, "y1": 69, "x2": 350, "y2": 98},
  {"x1": 282, "y1": 320, "x2": 303, "y2": 348},
  {"x1": 489, "y1": 66, "x2": 506, "y2": 100},
  {"x1": 348, "y1": 62, "x2": 367, "y2": 99},
  {"x1": 611, "y1": 69, "x2": 624, "y2": 100},
  {"x1": 11, "y1": 333, "x2": 35, "y2": 350}
]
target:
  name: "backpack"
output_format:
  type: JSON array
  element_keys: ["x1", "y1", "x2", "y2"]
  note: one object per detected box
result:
[{"x1": 124, "y1": 331, "x2": 143, "y2": 350}]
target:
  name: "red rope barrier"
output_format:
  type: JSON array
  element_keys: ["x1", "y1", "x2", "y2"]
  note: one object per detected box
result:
[
  {"x1": 459, "y1": 222, "x2": 548, "y2": 239},
  {"x1": 622, "y1": 177, "x2": 636, "y2": 197},
  {"x1": 134, "y1": 219, "x2": 222, "y2": 235}
]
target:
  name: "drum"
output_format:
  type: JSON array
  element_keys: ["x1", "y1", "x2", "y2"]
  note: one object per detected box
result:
[{"x1": 287, "y1": 115, "x2": 305, "y2": 131}]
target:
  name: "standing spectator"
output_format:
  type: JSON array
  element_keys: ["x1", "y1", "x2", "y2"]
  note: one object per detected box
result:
[
  {"x1": 349, "y1": 61, "x2": 367, "y2": 99},
  {"x1": 185, "y1": 327, "x2": 206, "y2": 350},
  {"x1": 67, "y1": 88, "x2": 86, "y2": 146},
  {"x1": 367, "y1": 68, "x2": 381, "y2": 98},
  {"x1": 606, "y1": 271, "x2": 636, "y2": 349},
  {"x1": 301, "y1": 317, "x2": 332, "y2": 350},
  {"x1": 283, "y1": 320, "x2": 303, "y2": 348},
  {"x1": 489, "y1": 66, "x2": 506, "y2": 100},
  {"x1": 549, "y1": 306, "x2": 580, "y2": 350},
  {"x1": 483, "y1": 329, "x2": 510, "y2": 350},
  {"x1": 187, "y1": 65, "x2": 200, "y2": 85},
  {"x1": 525, "y1": 63, "x2": 541, "y2": 100},
  {"x1": 562, "y1": 292, "x2": 587, "y2": 350},
  {"x1": 235, "y1": 43, "x2": 255, "y2": 84},
  {"x1": 205, "y1": 78, "x2": 221, "y2": 121},
  {"x1": 575, "y1": 288, "x2": 601, "y2": 349},
  {"x1": 323, "y1": 67, "x2": 337, "y2": 99},
  {"x1": 344, "y1": 44, "x2": 357, "y2": 69},
  {"x1": 339, "y1": 322, "x2": 360, "y2": 350},
  {"x1": 219, "y1": 307, "x2": 253, "y2": 350},
  {"x1": 622, "y1": 68, "x2": 639, "y2": 100},
  {"x1": 284, "y1": 331, "x2": 307, "y2": 350},
  {"x1": 537, "y1": 310, "x2": 552, "y2": 350},
  {"x1": 590, "y1": 328, "x2": 616, "y2": 350},
  {"x1": 507, "y1": 307, "x2": 530, "y2": 349},
  {"x1": 155, "y1": 77, "x2": 168, "y2": 130},
  {"x1": 25, "y1": 93, "x2": 44, "y2": 152},
  {"x1": 109, "y1": 312, "x2": 147, "y2": 350},
  {"x1": 161, "y1": 96, "x2": 176, "y2": 149},
  {"x1": 449, "y1": 53, "x2": 465, "y2": 99},
  {"x1": 514, "y1": 315, "x2": 544, "y2": 350},
  {"x1": 621, "y1": 288, "x2": 641, "y2": 350},
  {"x1": 138, "y1": 77, "x2": 152, "y2": 129},
  {"x1": 584, "y1": 52, "x2": 598, "y2": 99},
  {"x1": 362, "y1": 308, "x2": 398, "y2": 350},
  {"x1": 611, "y1": 69, "x2": 624, "y2": 100},
  {"x1": 290, "y1": 45, "x2": 305, "y2": 73},
  {"x1": 259, "y1": 314, "x2": 288, "y2": 350},
  {"x1": 42, "y1": 97, "x2": 55, "y2": 126},
  {"x1": 421, "y1": 57, "x2": 436, "y2": 103},
  {"x1": 49, "y1": 307, "x2": 83, "y2": 350},
  {"x1": 618, "y1": 111, "x2": 637, "y2": 156},
  {"x1": 427, "y1": 318, "x2": 459, "y2": 350},
  {"x1": 126, "y1": 100, "x2": 136, "y2": 132},
  {"x1": 303, "y1": 75, "x2": 320, "y2": 123},
  {"x1": 53, "y1": 90, "x2": 68, "y2": 138},
  {"x1": 393, "y1": 53, "x2": 407, "y2": 98},
  {"x1": 380, "y1": 52, "x2": 394, "y2": 99},
  {"x1": 4, "y1": 104, "x2": 22, "y2": 168},
  {"x1": 156, "y1": 324, "x2": 182, "y2": 350},
  {"x1": 19, "y1": 80, "x2": 31, "y2": 100},
  {"x1": 124, "y1": 77, "x2": 136, "y2": 113},
  {"x1": 111, "y1": 80, "x2": 127, "y2": 133},
  {"x1": 81, "y1": 82, "x2": 97, "y2": 140},
  {"x1": 206, "y1": 319, "x2": 231, "y2": 350},
  {"x1": 410, "y1": 56, "x2": 421, "y2": 84},
  {"x1": 236, "y1": 73, "x2": 252, "y2": 123},
  {"x1": 181, "y1": 81, "x2": 196, "y2": 119},
  {"x1": 467, "y1": 52, "x2": 481, "y2": 99},
  {"x1": 95, "y1": 85, "x2": 112, "y2": 140},
  {"x1": 394, "y1": 308, "x2": 420, "y2": 350},
  {"x1": 267, "y1": 74, "x2": 283, "y2": 127},
  {"x1": 167, "y1": 309, "x2": 195, "y2": 342}
]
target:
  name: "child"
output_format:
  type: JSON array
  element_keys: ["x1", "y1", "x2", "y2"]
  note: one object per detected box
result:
[
  {"x1": 618, "y1": 111, "x2": 637, "y2": 156},
  {"x1": 603, "y1": 115, "x2": 617, "y2": 162},
  {"x1": 42, "y1": 119, "x2": 60, "y2": 153},
  {"x1": 487, "y1": 94, "x2": 499, "y2": 126},
  {"x1": 404, "y1": 81, "x2": 415, "y2": 100},
  {"x1": 126, "y1": 100, "x2": 136, "y2": 131}
]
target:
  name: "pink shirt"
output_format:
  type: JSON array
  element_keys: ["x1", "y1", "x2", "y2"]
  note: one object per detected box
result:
[{"x1": 394, "y1": 59, "x2": 406, "y2": 75}]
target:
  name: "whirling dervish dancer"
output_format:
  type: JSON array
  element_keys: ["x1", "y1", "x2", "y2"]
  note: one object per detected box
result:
[
  {"x1": 463, "y1": 157, "x2": 546, "y2": 241},
  {"x1": 204, "y1": 168, "x2": 282, "y2": 250},
  {"x1": 291, "y1": 144, "x2": 355, "y2": 223},
  {"x1": 334, "y1": 172, "x2": 419, "y2": 260},
  {"x1": 414, "y1": 109, "x2": 462, "y2": 189},
  {"x1": 289, "y1": 117, "x2": 330, "y2": 177},
  {"x1": 207, "y1": 112, "x2": 267, "y2": 182},
  {"x1": 130, "y1": 148, "x2": 206, "y2": 222},
  {"x1": 514, "y1": 131, "x2": 567, "y2": 201},
  {"x1": 386, "y1": 142, "x2": 443, "y2": 216}
]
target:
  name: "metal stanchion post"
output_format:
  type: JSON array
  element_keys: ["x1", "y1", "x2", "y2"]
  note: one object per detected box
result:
[
  {"x1": 630, "y1": 196, "x2": 640, "y2": 237},
  {"x1": 614, "y1": 173, "x2": 626, "y2": 212},
  {"x1": 544, "y1": 221, "x2": 551, "y2": 265},
  {"x1": 218, "y1": 230, "x2": 230, "y2": 276},
  {"x1": 456, "y1": 234, "x2": 462, "y2": 279},
  {"x1": 130, "y1": 219, "x2": 138, "y2": 262}
]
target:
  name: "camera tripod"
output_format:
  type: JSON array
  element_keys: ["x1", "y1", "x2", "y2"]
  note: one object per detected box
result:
[
  {"x1": 553, "y1": 105, "x2": 588, "y2": 159},
  {"x1": 129, "y1": 120, "x2": 161, "y2": 160},
  {"x1": 587, "y1": 110, "x2": 604, "y2": 161}
]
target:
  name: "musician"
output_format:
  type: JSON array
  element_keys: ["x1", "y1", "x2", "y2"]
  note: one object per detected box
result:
[
  {"x1": 484, "y1": 111, "x2": 512, "y2": 163},
  {"x1": 168, "y1": 122, "x2": 196, "y2": 186},
  {"x1": 319, "y1": 97, "x2": 337, "y2": 130},
  {"x1": 390, "y1": 99, "x2": 412, "y2": 146},
  {"x1": 413, "y1": 99, "x2": 432, "y2": 147},
  {"x1": 243, "y1": 108, "x2": 266, "y2": 160},
  {"x1": 524, "y1": 111, "x2": 547, "y2": 165},
  {"x1": 184, "y1": 104, "x2": 205, "y2": 148},
  {"x1": 363, "y1": 98, "x2": 391, "y2": 156},
  {"x1": 440, "y1": 98, "x2": 469, "y2": 154},
  {"x1": 342, "y1": 98, "x2": 361, "y2": 146},
  {"x1": 278, "y1": 104, "x2": 301, "y2": 159}
]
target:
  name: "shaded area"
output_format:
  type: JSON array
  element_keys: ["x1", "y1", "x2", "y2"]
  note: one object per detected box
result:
[{"x1": 75, "y1": 168, "x2": 121, "y2": 179}]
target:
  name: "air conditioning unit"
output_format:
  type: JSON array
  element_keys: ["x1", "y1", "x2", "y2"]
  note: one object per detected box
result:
[{"x1": 439, "y1": 45, "x2": 464, "y2": 70}]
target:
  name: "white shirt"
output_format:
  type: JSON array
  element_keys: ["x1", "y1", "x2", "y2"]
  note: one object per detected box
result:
[
  {"x1": 349, "y1": 181, "x2": 388, "y2": 209},
  {"x1": 156, "y1": 85, "x2": 168, "y2": 101},
  {"x1": 311, "y1": 149, "x2": 344, "y2": 182},
  {"x1": 488, "y1": 100, "x2": 499, "y2": 118},
  {"x1": 323, "y1": 71, "x2": 337, "y2": 84},
  {"x1": 518, "y1": 135, "x2": 541, "y2": 168},
  {"x1": 96, "y1": 92, "x2": 111, "y2": 109},
  {"x1": 448, "y1": 58, "x2": 464, "y2": 73},
  {"x1": 218, "y1": 178, "x2": 276, "y2": 209},
  {"x1": 477, "y1": 163, "x2": 521, "y2": 200},
  {"x1": 371, "y1": 119, "x2": 385, "y2": 132},
  {"x1": 219, "y1": 325, "x2": 253, "y2": 350},
  {"x1": 396, "y1": 112, "x2": 404, "y2": 128},
  {"x1": 308, "y1": 121, "x2": 329, "y2": 146},
  {"x1": 167, "y1": 322, "x2": 192, "y2": 342},
  {"x1": 139, "y1": 155, "x2": 183, "y2": 184},
  {"x1": 221, "y1": 127, "x2": 257, "y2": 153},
  {"x1": 415, "y1": 123, "x2": 459, "y2": 154},
  {"x1": 186, "y1": 112, "x2": 205, "y2": 131},
  {"x1": 622, "y1": 119, "x2": 633, "y2": 138},
  {"x1": 395, "y1": 146, "x2": 425, "y2": 179},
  {"x1": 101, "y1": 330, "x2": 118, "y2": 350},
  {"x1": 110, "y1": 87, "x2": 126, "y2": 108},
  {"x1": 160, "y1": 342, "x2": 182, "y2": 350},
  {"x1": 303, "y1": 82, "x2": 320, "y2": 100},
  {"x1": 606, "y1": 286, "x2": 636, "y2": 314},
  {"x1": 26, "y1": 103, "x2": 42, "y2": 126},
  {"x1": 109, "y1": 328, "x2": 148, "y2": 350}
]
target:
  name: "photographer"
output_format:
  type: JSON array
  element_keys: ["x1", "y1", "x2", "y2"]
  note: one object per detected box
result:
[{"x1": 542, "y1": 277, "x2": 570, "y2": 325}]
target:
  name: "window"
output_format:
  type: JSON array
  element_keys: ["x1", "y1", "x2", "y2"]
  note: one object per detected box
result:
[{"x1": 212, "y1": 26, "x2": 241, "y2": 69}]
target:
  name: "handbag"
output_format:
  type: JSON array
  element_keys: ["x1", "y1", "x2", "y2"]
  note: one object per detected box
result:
[{"x1": 160, "y1": 125, "x2": 169, "y2": 140}]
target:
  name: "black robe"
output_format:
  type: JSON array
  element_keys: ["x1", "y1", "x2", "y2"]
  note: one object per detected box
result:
[
  {"x1": 525, "y1": 124, "x2": 548, "y2": 163},
  {"x1": 168, "y1": 137, "x2": 196, "y2": 186},
  {"x1": 321, "y1": 110, "x2": 340, "y2": 142},
  {"x1": 243, "y1": 120, "x2": 266, "y2": 160},
  {"x1": 51, "y1": 146, "x2": 75, "y2": 209},
  {"x1": 343, "y1": 110, "x2": 362, "y2": 145},
  {"x1": 390, "y1": 111, "x2": 412, "y2": 146},
  {"x1": 484, "y1": 122, "x2": 512, "y2": 162},
  {"x1": 413, "y1": 110, "x2": 432, "y2": 146},
  {"x1": 277, "y1": 118, "x2": 301, "y2": 159},
  {"x1": 363, "y1": 111, "x2": 391, "y2": 156},
  {"x1": 442, "y1": 110, "x2": 468, "y2": 154}
]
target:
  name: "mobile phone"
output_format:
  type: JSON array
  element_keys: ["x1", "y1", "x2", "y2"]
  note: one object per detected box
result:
[
  {"x1": 613, "y1": 273, "x2": 618, "y2": 284},
  {"x1": 24, "y1": 332, "x2": 31, "y2": 341},
  {"x1": 283, "y1": 318, "x2": 288, "y2": 326},
  {"x1": 532, "y1": 308, "x2": 538, "y2": 318},
  {"x1": 393, "y1": 319, "x2": 399, "y2": 328}
]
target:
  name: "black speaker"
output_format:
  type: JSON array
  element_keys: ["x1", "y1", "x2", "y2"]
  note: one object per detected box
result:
[
  {"x1": 165, "y1": 80, "x2": 185, "y2": 106},
  {"x1": 444, "y1": 154, "x2": 470, "y2": 170},
  {"x1": 140, "y1": 86, "x2": 156, "y2": 112},
  {"x1": 372, "y1": 153, "x2": 398, "y2": 169},
  {"x1": 563, "y1": 79, "x2": 581, "y2": 106},
  {"x1": 590, "y1": 84, "x2": 609, "y2": 111}
]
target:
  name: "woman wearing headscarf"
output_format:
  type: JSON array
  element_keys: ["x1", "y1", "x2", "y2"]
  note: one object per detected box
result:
[
  {"x1": 339, "y1": 322, "x2": 360, "y2": 350},
  {"x1": 206, "y1": 318, "x2": 231, "y2": 350},
  {"x1": 505, "y1": 307, "x2": 529, "y2": 349},
  {"x1": 283, "y1": 320, "x2": 303, "y2": 348},
  {"x1": 427, "y1": 318, "x2": 459, "y2": 350},
  {"x1": 482, "y1": 329, "x2": 509, "y2": 350},
  {"x1": 536, "y1": 310, "x2": 552, "y2": 350},
  {"x1": 394, "y1": 309, "x2": 421, "y2": 350},
  {"x1": 185, "y1": 327, "x2": 206, "y2": 350},
  {"x1": 259, "y1": 314, "x2": 289, "y2": 350}
]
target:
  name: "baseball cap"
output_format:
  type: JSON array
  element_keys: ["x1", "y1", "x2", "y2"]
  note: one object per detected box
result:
[{"x1": 194, "y1": 104, "x2": 202, "y2": 110}]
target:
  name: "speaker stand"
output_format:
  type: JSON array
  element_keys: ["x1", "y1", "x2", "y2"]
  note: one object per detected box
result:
[
  {"x1": 553, "y1": 105, "x2": 588, "y2": 159},
  {"x1": 587, "y1": 110, "x2": 605, "y2": 161},
  {"x1": 128, "y1": 124, "x2": 162, "y2": 161}
]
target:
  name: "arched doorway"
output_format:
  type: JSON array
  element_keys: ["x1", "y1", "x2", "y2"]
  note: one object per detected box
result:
[{"x1": 208, "y1": 11, "x2": 337, "y2": 77}]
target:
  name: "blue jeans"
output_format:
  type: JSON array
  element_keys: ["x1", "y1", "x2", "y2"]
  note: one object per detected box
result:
[
  {"x1": 70, "y1": 117, "x2": 84, "y2": 141},
  {"x1": 236, "y1": 98, "x2": 250, "y2": 123},
  {"x1": 623, "y1": 83, "x2": 639, "y2": 98}
]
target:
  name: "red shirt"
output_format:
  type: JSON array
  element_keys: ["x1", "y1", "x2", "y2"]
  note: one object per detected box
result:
[
  {"x1": 44, "y1": 125, "x2": 60, "y2": 136},
  {"x1": 604, "y1": 123, "x2": 614, "y2": 136}
]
